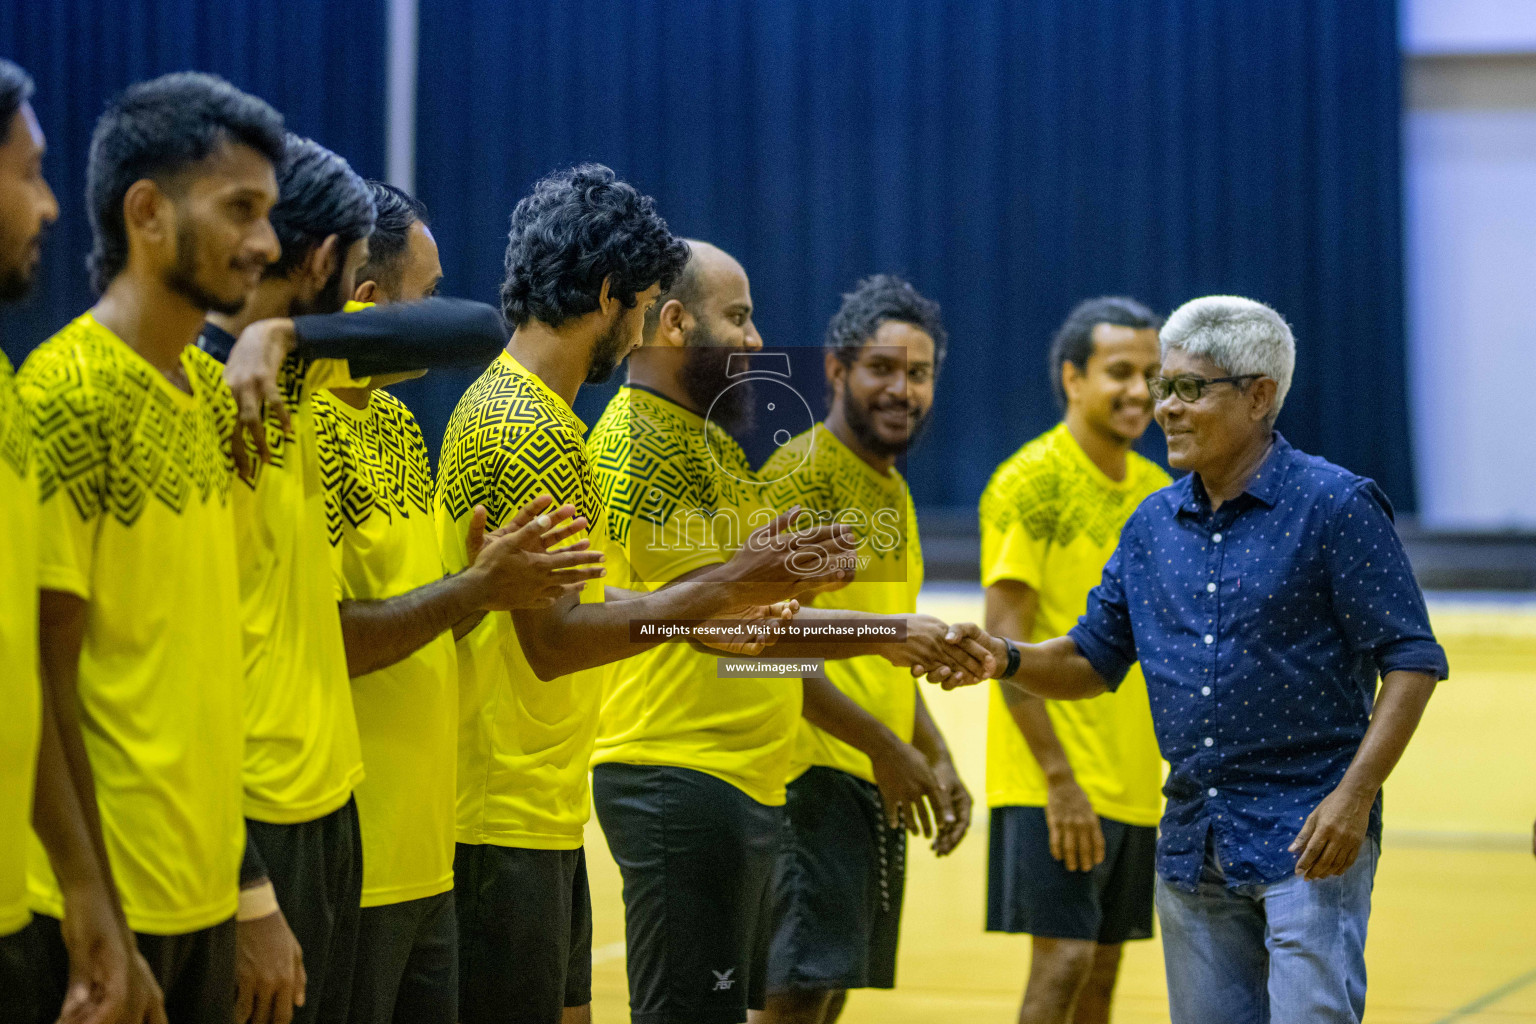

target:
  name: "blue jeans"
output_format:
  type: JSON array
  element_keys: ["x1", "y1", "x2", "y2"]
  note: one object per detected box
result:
[{"x1": 1155, "y1": 835, "x2": 1378, "y2": 1024}]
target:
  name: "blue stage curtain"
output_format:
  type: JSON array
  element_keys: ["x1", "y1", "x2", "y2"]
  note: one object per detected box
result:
[
  {"x1": 0, "y1": 0, "x2": 387, "y2": 362},
  {"x1": 413, "y1": 0, "x2": 1413, "y2": 511}
]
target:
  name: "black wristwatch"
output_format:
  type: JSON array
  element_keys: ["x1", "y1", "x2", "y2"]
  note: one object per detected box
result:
[{"x1": 1001, "y1": 637, "x2": 1021, "y2": 680}]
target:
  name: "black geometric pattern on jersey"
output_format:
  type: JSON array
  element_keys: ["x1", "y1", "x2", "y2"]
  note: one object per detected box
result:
[
  {"x1": 315, "y1": 390, "x2": 434, "y2": 546},
  {"x1": 979, "y1": 429, "x2": 1163, "y2": 550},
  {"x1": 0, "y1": 352, "x2": 30, "y2": 480},
  {"x1": 758, "y1": 429, "x2": 903, "y2": 561},
  {"x1": 762, "y1": 426, "x2": 915, "y2": 568},
  {"x1": 20, "y1": 318, "x2": 234, "y2": 526},
  {"x1": 435, "y1": 357, "x2": 600, "y2": 529},
  {"x1": 587, "y1": 387, "x2": 758, "y2": 549}
]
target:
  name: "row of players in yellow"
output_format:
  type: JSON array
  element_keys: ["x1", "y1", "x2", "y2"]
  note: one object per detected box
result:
[{"x1": 0, "y1": 65, "x2": 1163, "y2": 1024}]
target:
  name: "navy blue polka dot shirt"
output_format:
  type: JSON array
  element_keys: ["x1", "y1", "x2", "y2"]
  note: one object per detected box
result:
[{"x1": 1068, "y1": 433, "x2": 1448, "y2": 890}]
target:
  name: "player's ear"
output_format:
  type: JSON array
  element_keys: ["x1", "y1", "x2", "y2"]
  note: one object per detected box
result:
[
  {"x1": 654, "y1": 299, "x2": 690, "y2": 348},
  {"x1": 123, "y1": 179, "x2": 172, "y2": 250},
  {"x1": 597, "y1": 274, "x2": 617, "y2": 318},
  {"x1": 302, "y1": 234, "x2": 340, "y2": 297},
  {"x1": 1061, "y1": 358, "x2": 1085, "y2": 405},
  {"x1": 353, "y1": 279, "x2": 378, "y2": 304},
  {"x1": 824, "y1": 349, "x2": 847, "y2": 389}
]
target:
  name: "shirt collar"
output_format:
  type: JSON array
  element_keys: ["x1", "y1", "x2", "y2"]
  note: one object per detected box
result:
[
  {"x1": 1177, "y1": 431, "x2": 1292, "y2": 517},
  {"x1": 197, "y1": 322, "x2": 236, "y2": 363}
]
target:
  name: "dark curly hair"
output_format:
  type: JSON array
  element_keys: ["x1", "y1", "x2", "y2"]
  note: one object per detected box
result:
[
  {"x1": 264, "y1": 134, "x2": 376, "y2": 279},
  {"x1": 0, "y1": 59, "x2": 34, "y2": 147},
  {"x1": 1047, "y1": 296, "x2": 1162, "y2": 410},
  {"x1": 825, "y1": 274, "x2": 947, "y2": 369},
  {"x1": 86, "y1": 72, "x2": 285, "y2": 295},
  {"x1": 356, "y1": 180, "x2": 428, "y2": 292},
  {"x1": 500, "y1": 163, "x2": 689, "y2": 329}
]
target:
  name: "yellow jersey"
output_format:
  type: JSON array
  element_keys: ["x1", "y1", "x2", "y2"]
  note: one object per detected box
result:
[
  {"x1": 205, "y1": 324, "x2": 369, "y2": 825},
  {"x1": 587, "y1": 385, "x2": 798, "y2": 807},
  {"x1": 762, "y1": 424, "x2": 923, "y2": 785},
  {"x1": 315, "y1": 387, "x2": 457, "y2": 906},
  {"x1": 0, "y1": 351, "x2": 41, "y2": 937},
  {"x1": 20, "y1": 315, "x2": 245, "y2": 934},
  {"x1": 979, "y1": 422, "x2": 1169, "y2": 827},
  {"x1": 434, "y1": 352, "x2": 604, "y2": 850}
]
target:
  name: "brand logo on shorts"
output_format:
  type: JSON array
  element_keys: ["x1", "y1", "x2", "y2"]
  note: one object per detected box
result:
[{"x1": 712, "y1": 968, "x2": 736, "y2": 991}]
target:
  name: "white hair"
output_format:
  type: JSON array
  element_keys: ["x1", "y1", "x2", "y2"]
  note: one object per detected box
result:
[{"x1": 1159, "y1": 295, "x2": 1295, "y2": 415}]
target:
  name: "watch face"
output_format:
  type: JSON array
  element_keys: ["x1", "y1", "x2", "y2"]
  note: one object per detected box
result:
[{"x1": 708, "y1": 375, "x2": 817, "y2": 484}]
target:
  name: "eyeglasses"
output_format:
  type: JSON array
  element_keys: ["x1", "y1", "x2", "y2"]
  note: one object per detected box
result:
[{"x1": 1147, "y1": 374, "x2": 1263, "y2": 403}]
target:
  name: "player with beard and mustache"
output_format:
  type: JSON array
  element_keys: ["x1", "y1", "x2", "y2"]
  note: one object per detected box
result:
[
  {"x1": 0, "y1": 56, "x2": 152, "y2": 1024},
  {"x1": 435, "y1": 172, "x2": 866, "y2": 1024},
  {"x1": 588, "y1": 254, "x2": 998, "y2": 1024},
  {"x1": 756, "y1": 274, "x2": 972, "y2": 1024},
  {"x1": 16, "y1": 71, "x2": 290, "y2": 1023},
  {"x1": 195, "y1": 134, "x2": 512, "y2": 1024}
]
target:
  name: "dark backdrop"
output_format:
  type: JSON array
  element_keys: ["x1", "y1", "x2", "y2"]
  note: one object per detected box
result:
[
  {"x1": 413, "y1": 0, "x2": 1413, "y2": 511},
  {"x1": 0, "y1": 0, "x2": 387, "y2": 360},
  {"x1": 3, "y1": 0, "x2": 1414, "y2": 513}
]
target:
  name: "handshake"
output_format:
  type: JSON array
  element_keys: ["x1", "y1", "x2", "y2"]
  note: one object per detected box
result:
[{"x1": 696, "y1": 507, "x2": 1009, "y2": 688}]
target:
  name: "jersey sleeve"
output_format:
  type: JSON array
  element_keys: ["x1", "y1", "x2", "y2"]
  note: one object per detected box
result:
[{"x1": 20, "y1": 357, "x2": 108, "y2": 598}]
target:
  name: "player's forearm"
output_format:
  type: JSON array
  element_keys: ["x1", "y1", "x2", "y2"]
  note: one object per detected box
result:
[
  {"x1": 1003, "y1": 693, "x2": 1077, "y2": 783},
  {"x1": 910, "y1": 690, "x2": 952, "y2": 766},
  {"x1": 1334, "y1": 670, "x2": 1438, "y2": 800},
  {"x1": 38, "y1": 590, "x2": 125, "y2": 921},
  {"x1": 31, "y1": 686, "x2": 111, "y2": 902},
  {"x1": 339, "y1": 573, "x2": 483, "y2": 677},
  {"x1": 516, "y1": 579, "x2": 744, "y2": 680},
  {"x1": 801, "y1": 676, "x2": 903, "y2": 760}
]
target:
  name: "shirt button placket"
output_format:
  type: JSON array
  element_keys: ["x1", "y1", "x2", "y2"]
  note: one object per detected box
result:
[{"x1": 1204, "y1": 524, "x2": 1225, "y2": 808}]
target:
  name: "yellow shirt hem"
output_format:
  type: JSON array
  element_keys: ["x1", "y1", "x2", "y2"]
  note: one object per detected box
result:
[
  {"x1": 0, "y1": 905, "x2": 30, "y2": 938},
  {"x1": 360, "y1": 873, "x2": 454, "y2": 909},
  {"x1": 591, "y1": 753, "x2": 786, "y2": 808},
  {"x1": 243, "y1": 763, "x2": 364, "y2": 825},
  {"x1": 28, "y1": 888, "x2": 237, "y2": 937},
  {"x1": 454, "y1": 828, "x2": 584, "y2": 851},
  {"x1": 794, "y1": 754, "x2": 875, "y2": 787}
]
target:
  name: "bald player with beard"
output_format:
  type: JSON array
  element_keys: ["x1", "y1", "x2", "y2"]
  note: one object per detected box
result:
[{"x1": 587, "y1": 246, "x2": 996, "y2": 1024}]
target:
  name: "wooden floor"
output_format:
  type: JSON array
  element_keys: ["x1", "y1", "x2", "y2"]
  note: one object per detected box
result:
[{"x1": 582, "y1": 591, "x2": 1536, "y2": 1023}]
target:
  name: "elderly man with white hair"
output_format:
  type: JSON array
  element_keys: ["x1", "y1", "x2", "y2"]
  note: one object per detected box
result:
[{"x1": 962, "y1": 296, "x2": 1448, "y2": 1023}]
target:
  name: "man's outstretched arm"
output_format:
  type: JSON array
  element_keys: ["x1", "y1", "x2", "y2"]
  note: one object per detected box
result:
[
  {"x1": 514, "y1": 511, "x2": 856, "y2": 680},
  {"x1": 338, "y1": 497, "x2": 603, "y2": 678}
]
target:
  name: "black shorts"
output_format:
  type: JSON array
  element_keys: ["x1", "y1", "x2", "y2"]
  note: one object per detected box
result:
[
  {"x1": 454, "y1": 843, "x2": 592, "y2": 1024},
  {"x1": 766, "y1": 766, "x2": 906, "y2": 994},
  {"x1": 349, "y1": 890, "x2": 457, "y2": 1024},
  {"x1": 592, "y1": 763, "x2": 783, "y2": 1024},
  {"x1": 26, "y1": 912, "x2": 236, "y2": 1023},
  {"x1": 1, "y1": 920, "x2": 46, "y2": 1024},
  {"x1": 247, "y1": 796, "x2": 364, "y2": 1024},
  {"x1": 986, "y1": 805, "x2": 1156, "y2": 944}
]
